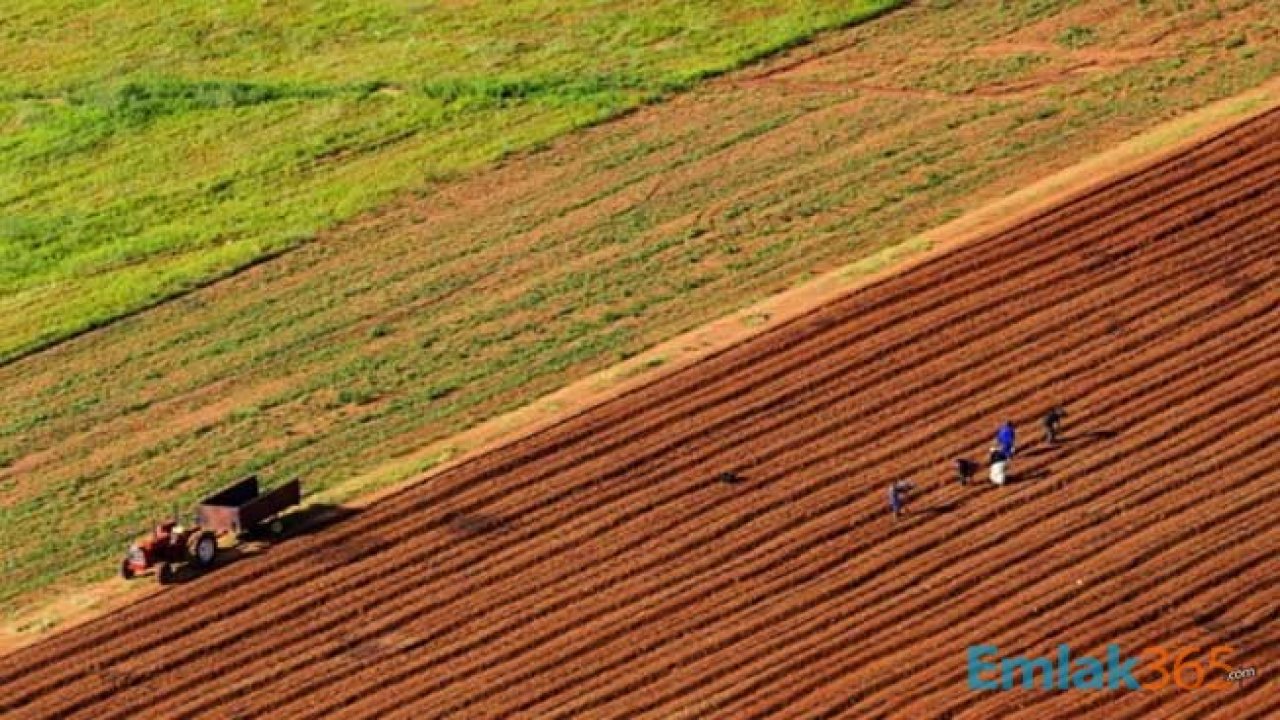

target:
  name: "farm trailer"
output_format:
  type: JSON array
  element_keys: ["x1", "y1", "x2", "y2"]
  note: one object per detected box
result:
[{"x1": 121, "y1": 476, "x2": 301, "y2": 584}]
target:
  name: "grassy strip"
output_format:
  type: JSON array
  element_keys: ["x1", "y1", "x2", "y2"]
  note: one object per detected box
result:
[{"x1": 0, "y1": 0, "x2": 903, "y2": 362}]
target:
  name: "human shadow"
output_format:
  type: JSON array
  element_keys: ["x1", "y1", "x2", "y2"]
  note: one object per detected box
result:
[
  {"x1": 1021, "y1": 429, "x2": 1119, "y2": 457},
  {"x1": 1062, "y1": 429, "x2": 1118, "y2": 443},
  {"x1": 917, "y1": 501, "x2": 959, "y2": 516},
  {"x1": 1005, "y1": 468, "x2": 1051, "y2": 485}
]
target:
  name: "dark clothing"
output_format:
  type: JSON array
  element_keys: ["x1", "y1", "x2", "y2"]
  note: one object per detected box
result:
[
  {"x1": 989, "y1": 447, "x2": 1009, "y2": 466},
  {"x1": 889, "y1": 481, "x2": 913, "y2": 518},
  {"x1": 1043, "y1": 406, "x2": 1067, "y2": 445},
  {"x1": 956, "y1": 458, "x2": 977, "y2": 485},
  {"x1": 1043, "y1": 421, "x2": 1058, "y2": 445}
]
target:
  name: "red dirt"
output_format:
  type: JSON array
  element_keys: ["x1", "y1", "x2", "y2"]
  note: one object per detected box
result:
[{"x1": 2, "y1": 108, "x2": 1277, "y2": 719}]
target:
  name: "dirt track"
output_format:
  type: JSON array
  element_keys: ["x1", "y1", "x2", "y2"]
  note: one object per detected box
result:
[{"x1": 2, "y1": 108, "x2": 1278, "y2": 718}]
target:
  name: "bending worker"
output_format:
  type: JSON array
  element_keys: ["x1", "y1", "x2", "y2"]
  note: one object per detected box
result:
[
  {"x1": 989, "y1": 446, "x2": 1010, "y2": 486},
  {"x1": 996, "y1": 419, "x2": 1016, "y2": 457},
  {"x1": 1043, "y1": 406, "x2": 1068, "y2": 446}
]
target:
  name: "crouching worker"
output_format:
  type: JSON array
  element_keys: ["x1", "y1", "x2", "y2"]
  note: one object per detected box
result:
[
  {"x1": 888, "y1": 480, "x2": 915, "y2": 520},
  {"x1": 1042, "y1": 405, "x2": 1068, "y2": 446},
  {"x1": 988, "y1": 446, "x2": 1010, "y2": 486}
]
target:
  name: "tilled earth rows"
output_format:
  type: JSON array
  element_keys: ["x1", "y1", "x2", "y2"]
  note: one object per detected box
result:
[{"x1": 1, "y1": 110, "x2": 1277, "y2": 719}]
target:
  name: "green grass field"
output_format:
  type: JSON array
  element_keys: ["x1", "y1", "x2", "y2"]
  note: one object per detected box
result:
[{"x1": 0, "y1": 0, "x2": 903, "y2": 362}]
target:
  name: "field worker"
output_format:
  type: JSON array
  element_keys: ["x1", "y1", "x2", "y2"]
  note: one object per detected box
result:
[
  {"x1": 1042, "y1": 405, "x2": 1068, "y2": 446},
  {"x1": 888, "y1": 480, "x2": 915, "y2": 519},
  {"x1": 955, "y1": 458, "x2": 977, "y2": 486},
  {"x1": 996, "y1": 420, "x2": 1016, "y2": 457},
  {"x1": 988, "y1": 446, "x2": 1009, "y2": 486},
  {"x1": 718, "y1": 471, "x2": 742, "y2": 485}
]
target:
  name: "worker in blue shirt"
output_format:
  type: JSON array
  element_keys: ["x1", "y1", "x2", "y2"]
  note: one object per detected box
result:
[
  {"x1": 996, "y1": 420, "x2": 1016, "y2": 457},
  {"x1": 889, "y1": 480, "x2": 915, "y2": 519}
]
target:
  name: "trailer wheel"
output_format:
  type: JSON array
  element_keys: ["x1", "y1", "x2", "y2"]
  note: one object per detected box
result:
[
  {"x1": 156, "y1": 563, "x2": 173, "y2": 585},
  {"x1": 120, "y1": 559, "x2": 135, "y2": 581},
  {"x1": 188, "y1": 531, "x2": 218, "y2": 568},
  {"x1": 268, "y1": 518, "x2": 284, "y2": 536}
]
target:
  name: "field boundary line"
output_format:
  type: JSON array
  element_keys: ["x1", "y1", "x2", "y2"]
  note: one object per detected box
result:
[{"x1": 325, "y1": 74, "x2": 1280, "y2": 512}]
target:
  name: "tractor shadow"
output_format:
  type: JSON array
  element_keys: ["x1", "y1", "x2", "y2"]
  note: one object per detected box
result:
[
  {"x1": 269, "y1": 503, "x2": 361, "y2": 539},
  {"x1": 160, "y1": 503, "x2": 361, "y2": 584}
]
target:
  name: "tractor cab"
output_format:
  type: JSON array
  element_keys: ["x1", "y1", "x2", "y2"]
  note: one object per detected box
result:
[
  {"x1": 136, "y1": 520, "x2": 183, "y2": 554},
  {"x1": 152, "y1": 520, "x2": 177, "y2": 544}
]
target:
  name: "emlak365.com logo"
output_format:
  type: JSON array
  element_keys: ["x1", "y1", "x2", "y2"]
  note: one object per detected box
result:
[{"x1": 967, "y1": 644, "x2": 1257, "y2": 691}]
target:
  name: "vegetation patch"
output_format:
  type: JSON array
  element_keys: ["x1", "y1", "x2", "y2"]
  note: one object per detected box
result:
[{"x1": 0, "y1": 0, "x2": 903, "y2": 362}]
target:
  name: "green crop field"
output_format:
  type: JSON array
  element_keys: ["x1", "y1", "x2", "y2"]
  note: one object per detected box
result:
[
  {"x1": 0, "y1": 0, "x2": 901, "y2": 362},
  {"x1": 3, "y1": 0, "x2": 1280, "y2": 634}
]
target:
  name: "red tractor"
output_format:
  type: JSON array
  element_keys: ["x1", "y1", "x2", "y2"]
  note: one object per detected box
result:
[
  {"x1": 121, "y1": 521, "x2": 218, "y2": 584},
  {"x1": 121, "y1": 476, "x2": 301, "y2": 584}
]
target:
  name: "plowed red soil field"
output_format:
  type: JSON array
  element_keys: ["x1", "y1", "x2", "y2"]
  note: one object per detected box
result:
[{"x1": 2, "y1": 108, "x2": 1277, "y2": 719}]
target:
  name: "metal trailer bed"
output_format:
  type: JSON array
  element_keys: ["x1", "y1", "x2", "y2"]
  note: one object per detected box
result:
[{"x1": 196, "y1": 476, "x2": 301, "y2": 534}]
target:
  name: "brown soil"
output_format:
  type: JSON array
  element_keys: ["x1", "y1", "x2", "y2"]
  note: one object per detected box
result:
[{"x1": 2, "y1": 104, "x2": 1277, "y2": 719}]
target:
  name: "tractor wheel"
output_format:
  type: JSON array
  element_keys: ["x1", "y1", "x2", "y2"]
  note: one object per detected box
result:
[
  {"x1": 156, "y1": 563, "x2": 174, "y2": 585},
  {"x1": 188, "y1": 531, "x2": 218, "y2": 569},
  {"x1": 120, "y1": 558, "x2": 135, "y2": 581}
]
